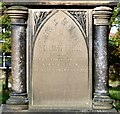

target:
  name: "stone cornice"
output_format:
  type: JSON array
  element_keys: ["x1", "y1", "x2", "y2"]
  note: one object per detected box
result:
[{"x1": 3, "y1": 1, "x2": 118, "y2": 7}]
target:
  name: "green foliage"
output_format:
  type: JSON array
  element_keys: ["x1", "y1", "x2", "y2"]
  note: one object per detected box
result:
[
  {"x1": 109, "y1": 87, "x2": 120, "y2": 111},
  {"x1": 109, "y1": 65, "x2": 120, "y2": 82},
  {"x1": 0, "y1": 90, "x2": 10, "y2": 104},
  {"x1": 109, "y1": 87, "x2": 120, "y2": 100},
  {"x1": 109, "y1": 29, "x2": 120, "y2": 64},
  {"x1": 0, "y1": 2, "x2": 11, "y2": 54},
  {"x1": 0, "y1": 14, "x2": 11, "y2": 31},
  {"x1": 110, "y1": 2, "x2": 120, "y2": 28},
  {"x1": 0, "y1": 2, "x2": 3, "y2": 13},
  {"x1": 110, "y1": 30, "x2": 120, "y2": 55},
  {"x1": 109, "y1": 2, "x2": 120, "y2": 65}
]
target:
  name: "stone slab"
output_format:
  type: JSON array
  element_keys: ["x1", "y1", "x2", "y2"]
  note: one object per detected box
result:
[
  {"x1": 31, "y1": 9, "x2": 90, "y2": 109},
  {"x1": 3, "y1": 0, "x2": 119, "y2": 6}
]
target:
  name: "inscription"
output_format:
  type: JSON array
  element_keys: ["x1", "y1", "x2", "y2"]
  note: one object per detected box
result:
[
  {"x1": 41, "y1": 17, "x2": 79, "y2": 46},
  {"x1": 68, "y1": 25, "x2": 75, "y2": 32},
  {"x1": 44, "y1": 27, "x2": 53, "y2": 39},
  {"x1": 37, "y1": 11, "x2": 86, "y2": 72},
  {"x1": 38, "y1": 47, "x2": 84, "y2": 72},
  {"x1": 39, "y1": 45, "x2": 82, "y2": 51},
  {"x1": 53, "y1": 19, "x2": 59, "y2": 26},
  {"x1": 61, "y1": 17, "x2": 68, "y2": 25}
]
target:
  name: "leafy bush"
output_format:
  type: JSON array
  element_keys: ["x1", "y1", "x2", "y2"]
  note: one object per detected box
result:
[
  {"x1": 109, "y1": 30, "x2": 120, "y2": 65},
  {"x1": 0, "y1": 2, "x2": 11, "y2": 54},
  {"x1": 109, "y1": 3, "x2": 120, "y2": 83}
]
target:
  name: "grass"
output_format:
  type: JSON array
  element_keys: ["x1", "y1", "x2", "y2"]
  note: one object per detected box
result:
[
  {"x1": 0, "y1": 82, "x2": 10, "y2": 104},
  {"x1": 109, "y1": 87, "x2": 120, "y2": 100},
  {"x1": 109, "y1": 86, "x2": 120, "y2": 111},
  {"x1": 0, "y1": 90, "x2": 10, "y2": 104}
]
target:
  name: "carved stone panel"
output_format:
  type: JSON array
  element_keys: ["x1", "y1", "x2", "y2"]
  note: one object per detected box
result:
[{"x1": 29, "y1": 9, "x2": 91, "y2": 109}]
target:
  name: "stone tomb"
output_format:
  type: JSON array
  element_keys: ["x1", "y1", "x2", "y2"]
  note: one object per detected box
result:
[{"x1": 3, "y1": 0, "x2": 119, "y2": 113}]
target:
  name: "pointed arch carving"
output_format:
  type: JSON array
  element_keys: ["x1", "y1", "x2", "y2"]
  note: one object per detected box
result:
[{"x1": 33, "y1": 10, "x2": 88, "y2": 48}]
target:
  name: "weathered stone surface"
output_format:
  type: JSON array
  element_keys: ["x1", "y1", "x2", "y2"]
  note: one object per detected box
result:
[{"x1": 31, "y1": 10, "x2": 90, "y2": 109}]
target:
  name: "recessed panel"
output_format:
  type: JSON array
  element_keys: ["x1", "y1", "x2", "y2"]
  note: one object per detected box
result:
[{"x1": 32, "y1": 10, "x2": 89, "y2": 109}]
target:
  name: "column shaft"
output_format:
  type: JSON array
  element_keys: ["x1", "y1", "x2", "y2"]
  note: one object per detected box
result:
[
  {"x1": 93, "y1": 6, "x2": 113, "y2": 110},
  {"x1": 94, "y1": 25, "x2": 109, "y2": 95},
  {"x1": 11, "y1": 23, "x2": 26, "y2": 93},
  {"x1": 6, "y1": 6, "x2": 28, "y2": 110}
]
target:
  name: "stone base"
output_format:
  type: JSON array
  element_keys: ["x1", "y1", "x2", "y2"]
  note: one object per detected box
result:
[
  {"x1": 6, "y1": 104, "x2": 28, "y2": 110},
  {"x1": 1, "y1": 104, "x2": 118, "y2": 114},
  {"x1": 6, "y1": 93, "x2": 28, "y2": 110},
  {"x1": 93, "y1": 95, "x2": 113, "y2": 110}
]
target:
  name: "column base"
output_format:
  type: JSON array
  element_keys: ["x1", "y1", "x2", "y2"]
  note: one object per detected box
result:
[
  {"x1": 93, "y1": 93, "x2": 113, "y2": 110},
  {"x1": 6, "y1": 92, "x2": 28, "y2": 110}
]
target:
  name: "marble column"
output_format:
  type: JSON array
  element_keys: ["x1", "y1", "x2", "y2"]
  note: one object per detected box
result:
[
  {"x1": 6, "y1": 6, "x2": 28, "y2": 110},
  {"x1": 93, "y1": 6, "x2": 113, "y2": 110}
]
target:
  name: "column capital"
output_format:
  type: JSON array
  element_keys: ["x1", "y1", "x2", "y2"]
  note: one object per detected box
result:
[
  {"x1": 93, "y1": 6, "x2": 112, "y2": 25},
  {"x1": 7, "y1": 6, "x2": 28, "y2": 19}
]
